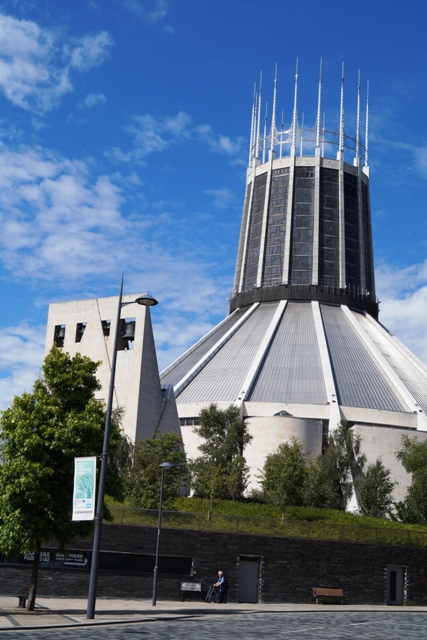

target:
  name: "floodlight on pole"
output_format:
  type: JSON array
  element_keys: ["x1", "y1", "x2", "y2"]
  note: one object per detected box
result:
[{"x1": 86, "y1": 276, "x2": 158, "y2": 620}]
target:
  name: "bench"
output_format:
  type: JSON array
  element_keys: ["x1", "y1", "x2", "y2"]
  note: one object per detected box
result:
[
  {"x1": 312, "y1": 587, "x2": 344, "y2": 604},
  {"x1": 180, "y1": 582, "x2": 202, "y2": 601},
  {"x1": 17, "y1": 589, "x2": 29, "y2": 609}
]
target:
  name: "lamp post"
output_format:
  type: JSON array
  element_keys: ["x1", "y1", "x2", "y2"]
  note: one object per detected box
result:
[
  {"x1": 152, "y1": 461, "x2": 173, "y2": 606},
  {"x1": 86, "y1": 276, "x2": 158, "y2": 620}
]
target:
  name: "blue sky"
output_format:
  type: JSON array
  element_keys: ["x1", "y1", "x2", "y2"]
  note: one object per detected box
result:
[{"x1": 1, "y1": 0, "x2": 427, "y2": 407}]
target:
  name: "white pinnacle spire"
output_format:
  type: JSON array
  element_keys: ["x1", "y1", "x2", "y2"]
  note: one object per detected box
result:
[
  {"x1": 322, "y1": 112, "x2": 325, "y2": 158},
  {"x1": 316, "y1": 58, "x2": 323, "y2": 149},
  {"x1": 271, "y1": 64, "x2": 278, "y2": 152},
  {"x1": 291, "y1": 58, "x2": 299, "y2": 153},
  {"x1": 338, "y1": 62, "x2": 345, "y2": 157},
  {"x1": 256, "y1": 72, "x2": 262, "y2": 161},
  {"x1": 263, "y1": 102, "x2": 268, "y2": 164},
  {"x1": 365, "y1": 80, "x2": 370, "y2": 167},
  {"x1": 300, "y1": 112, "x2": 304, "y2": 156},
  {"x1": 249, "y1": 82, "x2": 256, "y2": 166},
  {"x1": 280, "y1": 108, "x2": 284, "y2": 158},
  {"x1": 355, "y1": 70, "x2": 361, "y2": 166}
]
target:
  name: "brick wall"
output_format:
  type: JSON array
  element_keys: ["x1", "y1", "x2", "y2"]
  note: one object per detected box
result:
[{"x1": 2, "y1": 524, "x2": 427, "y2": 605}]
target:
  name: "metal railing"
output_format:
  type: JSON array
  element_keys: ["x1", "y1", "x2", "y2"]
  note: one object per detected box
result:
[{"x1": 107, "y1": 506, "x2": 427, "y2": 548}]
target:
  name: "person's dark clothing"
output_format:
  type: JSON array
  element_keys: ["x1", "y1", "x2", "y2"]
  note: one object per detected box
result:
[{"x1": 217, "y1": 575, "x2": 228, "y2": 603}]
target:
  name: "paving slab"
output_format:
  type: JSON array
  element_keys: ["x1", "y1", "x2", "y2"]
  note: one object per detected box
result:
[{"x1": 0, "y1": 597, "x2": 426, "y2": 631}]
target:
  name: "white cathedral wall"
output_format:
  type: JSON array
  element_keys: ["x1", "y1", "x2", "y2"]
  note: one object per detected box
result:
[
  {"x1": 244, "y1": 416, "x2": 324, "y2": 492},
  {"x1": 353, "y1": 424, "x2": 427, "y2": 504}
]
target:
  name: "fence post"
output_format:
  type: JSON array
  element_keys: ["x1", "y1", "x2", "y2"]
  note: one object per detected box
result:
[{"x1": 307, "y1": 522, "x2": 310, "y2": 540}]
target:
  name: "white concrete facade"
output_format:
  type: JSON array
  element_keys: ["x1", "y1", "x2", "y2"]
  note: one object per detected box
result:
[{"x1": 45, "y1": 294, "x2": 180, "y2": 443}]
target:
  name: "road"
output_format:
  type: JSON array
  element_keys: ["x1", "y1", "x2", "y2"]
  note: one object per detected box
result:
[{"x1": 0, "y1": 611, "x2": 426, "y2": 639}]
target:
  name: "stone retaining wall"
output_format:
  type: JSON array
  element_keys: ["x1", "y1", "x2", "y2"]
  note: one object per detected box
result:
[{"x1": 1, "y1": 524, "x2": 427, "y2": 605}]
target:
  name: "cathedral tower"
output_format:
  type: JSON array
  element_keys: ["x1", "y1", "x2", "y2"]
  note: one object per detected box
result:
[{"x1": 160, "y1": 63, "x2": 427, "y2": 499}]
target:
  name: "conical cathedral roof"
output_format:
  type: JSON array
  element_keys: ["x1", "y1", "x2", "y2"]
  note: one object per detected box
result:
[{"x1": 161, "y1": 299, "x2": 427, "y2": 430}]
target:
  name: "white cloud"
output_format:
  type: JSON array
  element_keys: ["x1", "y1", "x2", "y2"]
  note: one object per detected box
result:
[
  {"x1": 376, "y1": 261, "x2": 427, "y2": 366},
  {"x1": 79, "y1": 92, "x2": 107, "y2": 108},
  {"x1": 194, "y1": 123, "x2": 245, "y2": 156},
  {"x1": 412, "y1": 144, "x2": 427, "y2": 179},
  {"x1": 0, "y1": 12, "x2": 112, "y2": 112},
  {"x1": 0, "y1": 137, "x2": 232, "y2": 323},
  {"x1": 0, "y1": 143, "x2": 129, "y2": 279},
  {"x1": 114, "y1": 0, "x2": 170, "y2": 23},
  {"x1": 67, "y1": 31, "x2": 113, "y2": 72},
  {"x1": 126, "y1": 111, "x2": 192, "y2": 156},
  {"x1": 204, "y1": 187, "x2": 236, "y2": 210},
  {"x1": 120, "y1": 111, "x2": 246, "y2": 161},
  {"x1": 0, "y1": 322, "x2": 45, "y2": 409}
]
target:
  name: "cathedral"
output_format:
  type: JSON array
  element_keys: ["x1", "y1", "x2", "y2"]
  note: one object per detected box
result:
[
  {"x1": 160, "y1": 63, "x2": 427, "y2": 499},
  {"x1": 45, "y1": 63, "x2": 427, "y2": 502}
]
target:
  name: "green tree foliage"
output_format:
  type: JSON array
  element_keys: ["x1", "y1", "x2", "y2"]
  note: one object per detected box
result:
[
  {"x1": 190, "y1": 404, "x2": 252, "y2": 508},
  {"x1": 358, "y1": 458, "x2": 395, "y2": 518},
  {"x1": 260, "y1": 438, "x2": 308, "y2": 520},
  {"x1": 0, "y1": 346, "x2": 125, "y2": 610},
  {"x1": 127, "y1": 433, "x2": 189, "y2": 509},
  {"x1": 315, "y1": 421, "x2": 366, "y2": 511},
  {"x1": 395, "y1": 436, "x2": 427, "y2": 524},
  {"x1": 259, "y1": 423, "x2": 366, "y2": 515},
  {"x1": 302, "y1": 458, "x2": 335, "y2": 509},
  {"x1": 228, "y1": 455, "x2": 250, "y2": 502}
]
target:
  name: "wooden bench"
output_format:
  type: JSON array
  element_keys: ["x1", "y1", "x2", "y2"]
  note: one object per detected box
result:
[{"x1": 312, "y1": 587, "x2": 344, "y2": 604}]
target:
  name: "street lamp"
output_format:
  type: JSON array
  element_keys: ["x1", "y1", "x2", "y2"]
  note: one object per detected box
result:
[
  {"x1": 86, "y1": 276, "x2": 158, "y2": 620},
  {"x1": 152, "y1": 461, "x2": 173, "y2": 606}
]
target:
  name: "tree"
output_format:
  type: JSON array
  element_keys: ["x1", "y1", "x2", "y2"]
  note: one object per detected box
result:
[
  {"x1": 196, "y1": 403, "x2": 252, "y2": 459},
  {"x1": 302, "y1": 458, "x2": 335, "y2": 509},
  {"x1": 318, "y1": 421, "x2": 366, "y2": 511},
  {"x1": 0, "y1": 346, "x2": 125, "y2": 610},
  {"x1": 127, "y1": 433, "x2": 189, "y2": 509},
  {"x1": 358, "y1": 458, "x2": 396, "y2": 518},
  {"x1": 227, "y1": 455, "x2": 250, "y2": 502},
  {"x1": 190, "y1": 403, "x2": 252, "y2": 508},
  {"x1": 394, "y1": 436, "x2": 427, "y2": 524},
  {"x1": 260, "y1": 438, "x2": 308, "y2": 520}
]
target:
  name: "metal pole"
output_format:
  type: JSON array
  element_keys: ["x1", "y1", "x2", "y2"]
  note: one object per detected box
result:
[
  {"x1": 86, "y1": 276, "x2": 124, "y2": 619},
  {"x1": 152, "y1": 466, "x2": 165, "y2": 607}
]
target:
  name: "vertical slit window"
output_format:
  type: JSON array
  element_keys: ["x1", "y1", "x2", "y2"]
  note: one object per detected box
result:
[
  {"x1": 290, "y1": 166, "x2": 315, "y2": 285},
  {"x1": 263, "y1": 168, "x2": 289, "y2": 287},
  {"x1": 344, "y1": 172, "x2": 360, "y2": 289},
  {"x1": 243, "y1": 172, "x2": 267, "y2": 290},
  {"x1": 319, "y1": 167, "x2": 339, "y2": 287}
]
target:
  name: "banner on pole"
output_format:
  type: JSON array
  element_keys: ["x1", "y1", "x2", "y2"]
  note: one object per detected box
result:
[{"x1": 72, "y1": 457, "x2": 97, "y2": 521}]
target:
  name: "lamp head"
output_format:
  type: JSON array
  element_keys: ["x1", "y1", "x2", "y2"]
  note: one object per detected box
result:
[
  {"x1": 135, "y1": 293, "x2": 158, "y2": 307},
  {"x1": 159, "y1": 462, "x2": 173, "y2": 470}
]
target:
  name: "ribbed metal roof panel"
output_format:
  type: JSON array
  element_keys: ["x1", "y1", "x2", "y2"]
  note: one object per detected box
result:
[
  {"x1": 177, "y1": 303, "x2": 279, "y2": 403},
  {"x1": 352, "y1": 311, "x2": 427, "y2": 414},
  {"x1": 321, "y1": 305, "x2": 408, "y2": 411},
  {"x1": 249, "y1": 302, "x2": 327, "y2": 404},
  {"x1": 160, "y1": 307, "x2": 248, "y2": 388}
]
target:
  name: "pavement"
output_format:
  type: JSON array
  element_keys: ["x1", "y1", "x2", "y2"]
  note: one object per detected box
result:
[{"x1": 0, "y1": 596, "x2": 426, "y2": 631}]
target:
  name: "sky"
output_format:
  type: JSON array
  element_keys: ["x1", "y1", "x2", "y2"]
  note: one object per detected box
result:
[{"x1": 1, "y1": 0, "x2": 427, "y2": 408}]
